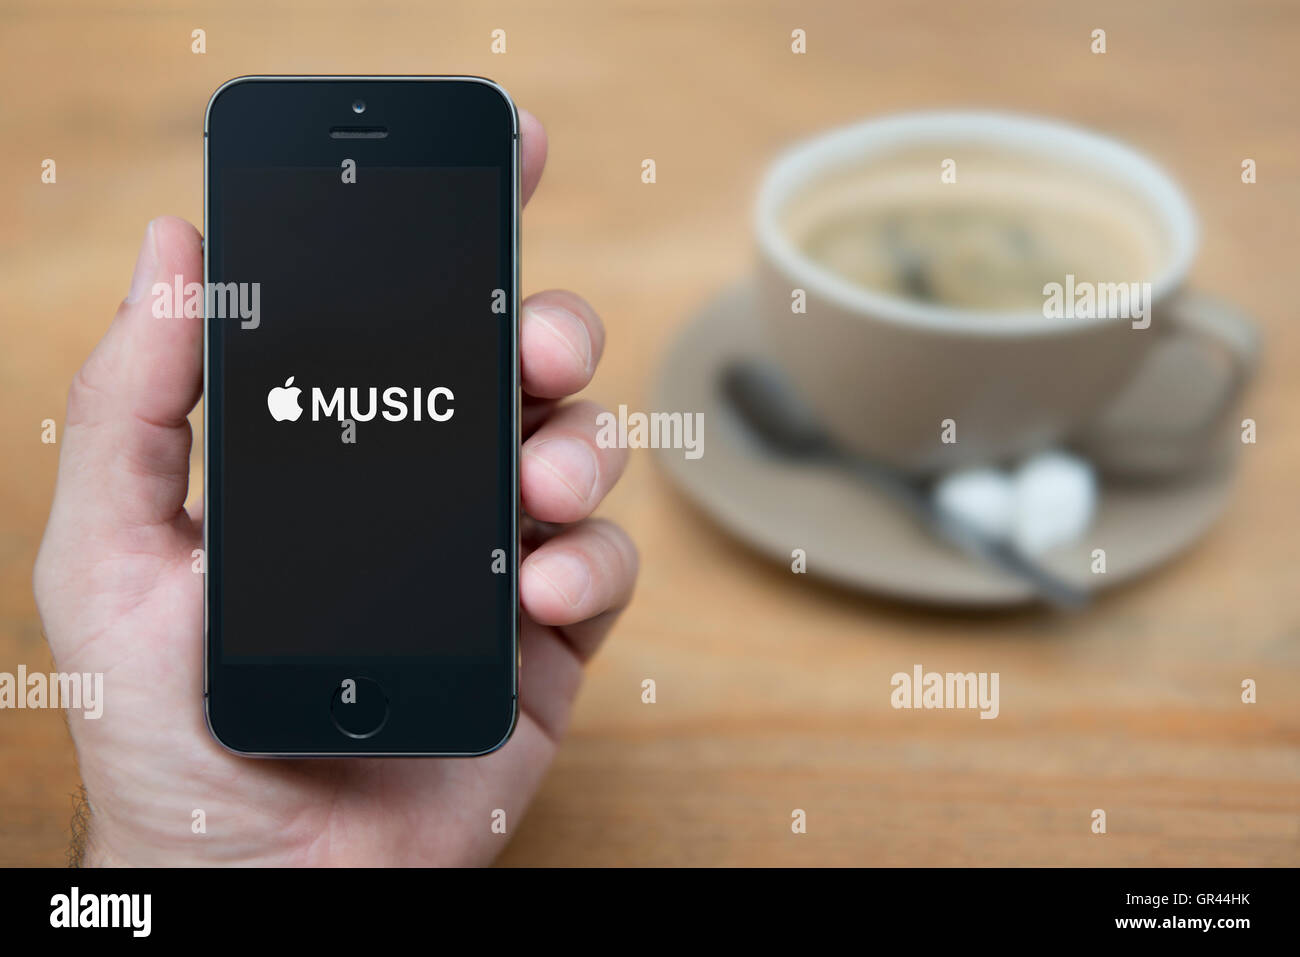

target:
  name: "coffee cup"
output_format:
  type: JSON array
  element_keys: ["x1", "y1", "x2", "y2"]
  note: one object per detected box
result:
[{"x1": 754, "y1": 111, "x2": 1257, "y2": 476}]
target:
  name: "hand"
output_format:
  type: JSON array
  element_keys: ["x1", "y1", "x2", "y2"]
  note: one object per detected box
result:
[{"x1": 32, "y1": 109, "x2": 637, "y2": 866}]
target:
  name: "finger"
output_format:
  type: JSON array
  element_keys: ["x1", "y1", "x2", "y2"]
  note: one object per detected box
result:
[
  {"x1": 521, "y1": 398, "x2": 558, "y2": 438},
  {"x1": 54, "y1": 216, "x2": 203, "y2": 533},
  {"x1": 521, "y1": 290, "x2": 605, "y2": 400},
  {"x1": 520, "y1": 107, "x2": 547, "y2": 206},
  {"x1": 517, "y1": 617, "x2": 584, "y2": 741},
  {"x1": 521, "y1": 400, "x2": 628, "y2": 524},
  {"x1": 520, "y1": 519, "x2": 639, "y2": 649},
  {"x1": 520, "y1": 514, "x2": 566, "y2": 555}
]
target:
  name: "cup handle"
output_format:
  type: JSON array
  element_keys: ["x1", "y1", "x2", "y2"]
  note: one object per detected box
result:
[
  {"x1": 1151, "y1": 289, "x2": 1260, "y2": 437},
  {"x1": 1102, "y1": 290, "x2": 1259, "y2": 443},
  {"x1": 1073, "y1": 289, "x2": 1260, "y2": 477}
]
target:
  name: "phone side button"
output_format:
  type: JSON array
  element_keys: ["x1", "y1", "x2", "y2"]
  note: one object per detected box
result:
[{"x1": 329, "y1": 678, "x2": 389, "y2": 740}]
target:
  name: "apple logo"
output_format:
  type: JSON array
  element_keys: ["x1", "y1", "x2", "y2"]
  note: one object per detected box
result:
[{"x1": 267, "y1": 376, "x2": 303, "y2": 422}]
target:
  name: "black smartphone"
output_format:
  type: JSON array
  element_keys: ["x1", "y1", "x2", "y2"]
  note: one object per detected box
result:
[{"x1": 203, "y1": 76, "x2": 519, "y2": 756}]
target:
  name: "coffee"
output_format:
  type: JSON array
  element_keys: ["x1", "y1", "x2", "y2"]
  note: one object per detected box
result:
[{"x1": 783, "y1": 149, "x2": 1169, "y2": 312}]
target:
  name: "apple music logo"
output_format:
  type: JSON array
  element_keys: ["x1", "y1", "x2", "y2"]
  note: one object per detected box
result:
[
  {"x1": 267, "y1": 376, "x2": 455, "y2": 423},
  {"x1": 267, "y1": 377, "x2": 304, "y2": 421}
]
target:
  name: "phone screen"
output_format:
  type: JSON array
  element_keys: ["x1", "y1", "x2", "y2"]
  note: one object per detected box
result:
[
  {"x1": 205, "y1": 79, "x2": 518, "y2": 754},
  {"x1": 216, "y1": 165, "x2": 507, "y2": 658}
]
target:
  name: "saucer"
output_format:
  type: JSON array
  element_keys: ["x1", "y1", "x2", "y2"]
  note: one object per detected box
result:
[{"x1": 650, "y1": 280, "x2": 1240, "y2": 606}]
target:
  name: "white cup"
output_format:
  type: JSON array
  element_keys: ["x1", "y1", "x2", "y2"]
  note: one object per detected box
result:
[{"x1": 755, "y1": 111, "x2": 1257, "y2": 475}]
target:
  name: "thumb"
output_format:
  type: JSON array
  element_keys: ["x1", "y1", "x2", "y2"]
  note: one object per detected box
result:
[{"x1": 52, "y1": 216, "x2": 204, "y2": 536}]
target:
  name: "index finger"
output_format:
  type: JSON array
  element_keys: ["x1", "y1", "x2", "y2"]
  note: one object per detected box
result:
[
  {"x1": 515, "y1": 110, "x2": 607, "y2": 403},
  {"x1": 520, "y1": 107, "x2": 547, "y2": 206}
]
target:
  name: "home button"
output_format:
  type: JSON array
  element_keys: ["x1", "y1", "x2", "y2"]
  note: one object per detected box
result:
[{"x1": 330, "y1": 678, "x2": 389, "y2": 739}]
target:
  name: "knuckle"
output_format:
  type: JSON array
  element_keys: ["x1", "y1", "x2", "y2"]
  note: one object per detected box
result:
[{"x1": 66, "y1": 355, "x2": 110, "y2": 429}]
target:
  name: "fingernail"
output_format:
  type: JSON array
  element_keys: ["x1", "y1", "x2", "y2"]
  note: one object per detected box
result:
[
  {"x1": 125, "y1": 220, "x2": 159, "y2": 304},
  {"x1": 527, "y1": 437, "x2": 598, "y2": 503},
  {"x1": 529, "y1": 306, "x2": 592, "y2": 376},
  {"x1": 529, "y1": 551, "x2": 592, "y2": 608}
]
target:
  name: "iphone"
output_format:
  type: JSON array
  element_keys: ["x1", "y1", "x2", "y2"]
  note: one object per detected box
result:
[{"x1": 203, "y1": 76, "x2": 519, "y2": 755}]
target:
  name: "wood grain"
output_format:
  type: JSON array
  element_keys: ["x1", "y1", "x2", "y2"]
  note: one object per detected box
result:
[{"x1": 1, "y1": 0, "x2": 1296, "y2": 866}]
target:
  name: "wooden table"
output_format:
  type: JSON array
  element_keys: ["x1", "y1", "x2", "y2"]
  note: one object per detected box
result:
[{"x1": 2, "y1": 0, "x2": 1296, "y2": 866}]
